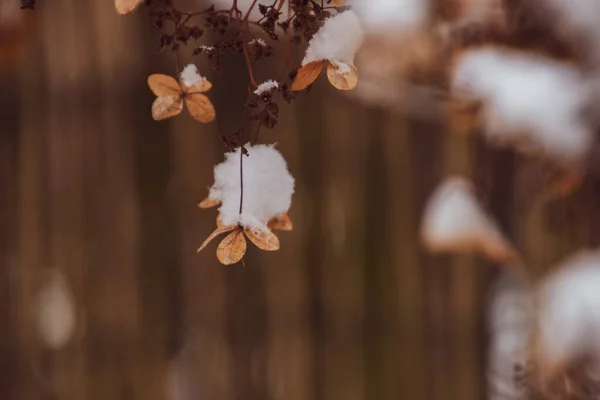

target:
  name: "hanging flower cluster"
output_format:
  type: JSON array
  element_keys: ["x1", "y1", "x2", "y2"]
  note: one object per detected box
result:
[{"x1": 197, "y1": 144, "x2": 295, "y2": 265}]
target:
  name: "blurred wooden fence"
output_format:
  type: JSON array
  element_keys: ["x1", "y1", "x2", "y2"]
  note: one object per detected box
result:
[{"x1": 0, "y1": 1, "x2": 593, "y2": 399}]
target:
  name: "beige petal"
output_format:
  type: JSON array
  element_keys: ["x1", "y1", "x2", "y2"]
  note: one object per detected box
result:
[
  {"x1": 331, "y1": 0, "x2": 345, "y2": 4},
  {"x1": 291, "y1": 61, "x2": 325, "y2": 91},
  {"x1": 217, "y1": 230, "x2": 247, "y2": 265},
  {"x1": 115, "y1": 0, "x2": 143, "y2": 15},
  {"x1": 148, "y1": 74, "x2": 181, "y2": 96},
  {"x1": 244, "y1": 229, "x2": 280, "y2": 251},
  {"x1": 326, "y1": 62, "x2": 359, "y2": 91},
  {"x1": 198, "y1": 197, "x2": 221, "y2": 209},
  {"x1": 267, "y1": 213, "x2": 293, "y2": 231},
  {"x1": 185, "y1": 93, "x2": 216, "y2": 123},
  {"x1": 152, "y1": 95, "x2": 184, "y2": 121},
  {"x1": 182, "y1": 79, "x2": 213, "y2": 94},
  {"x1": 197, "y1": 226, "x2": 236, "y2": 253},
  {"x1": 216, "y1": 214, "x2": 226, "y2": 229}
]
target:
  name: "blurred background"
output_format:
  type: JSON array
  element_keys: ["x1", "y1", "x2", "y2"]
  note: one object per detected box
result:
[{"x1": 0, "y1": 0, "x2": 592, "y2": 399}]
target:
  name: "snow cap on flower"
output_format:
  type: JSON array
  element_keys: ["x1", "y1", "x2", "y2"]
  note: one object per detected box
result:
[
  {"x1": 180, "y1": 63, "x2": 207, "y2": 90},
  {"x1": 421, "y1": 176, "x2": 517, "y2": 264},
  {"x1": 208, "y1": 144, "x2": 294, "y2": 231},
  {"x1": 535, "y1": 251, "x2": 600, "y2": 378},
  {"x1": 451, "y1": 47, "x2": 593, "y2": 165},
  {"x1": 351, "y1": 0, "x2": 429, "y2": 35},
  {"x1": 302, "y1": 10, "x2": 364, "y2": 67}
]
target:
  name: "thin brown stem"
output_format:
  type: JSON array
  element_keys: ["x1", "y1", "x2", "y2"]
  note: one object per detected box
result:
[
  {"x1": 240, "y1": 31, "x2": 257, "y2": 87},
  {"x1": 239, "y1": 147, "x2": 244, "y2": 214}
]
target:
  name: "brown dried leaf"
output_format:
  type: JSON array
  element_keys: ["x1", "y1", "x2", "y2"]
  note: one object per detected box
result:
[
  {"x1": 217, "y1": 230, "x2": 247, "y2": 265},
  {"x1": 197, "y1": 226, "x2": 236, "y2": 253},
  {"x1": 198, "y1": 197, "x2": 220, "y2": 209},
  {"x1": 182, "y1": 79, "x2": 213, "y2": 94},
  {"x1": 185, "y1": 93, "x2": 216, "y2": 123},
  {"x1": 244, "y1": 229, "x2": 280, "y2": 251},
  {"x1": 148, "y1": 74, "x2": 181, "y2": 96},
  {"x1": 115, "y1": 0, "x2": 143, "y2": 15},
  {"x1": 331, "y1": 0, "x2": 345, "y2": 4},
  {"x1": 152, "y1": 95, "x2": 184, "y2": 121},
  {"x1": 326, "y1": 62, "x2": 359, "y2": 91},
  {"x1": 267, "y1": 213, "x2": 293, "y2": 231},
  {"x1": 291, "y1": 61, "x2": 325, "y2": 91}
]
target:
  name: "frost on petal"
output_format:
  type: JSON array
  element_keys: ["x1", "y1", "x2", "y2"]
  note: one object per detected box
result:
[
  {"x1": 535, "y1": 251, "x2": 600, "y2": 379},
  {"x1": 451, "y1": 47, "x2": 593, "y2": 165},
  {"x1": 351, "y1": 0, "x2": 429, "y2": 35},
  {"x1": 488, "y1": 273, "x2": 533, "y2": 400},
  {"x1": 302, "y1": 10, "x2": 364, "y2": 67},
  {"x1": 152, "y1": 95, "x2": 184, "y2": 121},
  {"x1": 421, "y1": 177, "x2": 516, "y2": 264},
  {"x1": 180, "y1": 64, "x2": 211, "y2": 92},
  {"x1": 208, "y1": 144, "x2": 295, "y2": 232},
  {"x1": 327, "y1": 61, "x2": 358, "y2": 91},
  {"x1": 253, "y1": 80, "x2": 279, "y2": 95},
  {"x1": 244, "y1": 228, "x2": 280, "y2": 251},
  {"x1": 34, "y1": 270, "x2": 76, "y2": 349}
]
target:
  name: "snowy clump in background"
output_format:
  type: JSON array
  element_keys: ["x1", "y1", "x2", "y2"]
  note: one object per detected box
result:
[
  {"x1": 351, "y1": 0, "x2": 429, "y2": 35},
  {"x1": 421, "y1": 176, "x2": 515, "y2": 263},
  {"x1": 34, "y1": 269, "x2": 76, "y2": 349},
  {"x1": 488, "y1": 273, "x2": 533, "y2": 400},
  {"x1": 208, "y1": 144, "x2": 294, "y2": 232},
  {"x1": 302, "y1": 10, "x2": 364, "y2": 68},
  {"x1": 451, "y1": 47, "x2": 593, "y2": 165},
  {"x1": 535, "y1": 251, "x2": 600, "y2": 377},
  {"x1": 180, "y1": 63, "x2": 206, "y2": 90}
]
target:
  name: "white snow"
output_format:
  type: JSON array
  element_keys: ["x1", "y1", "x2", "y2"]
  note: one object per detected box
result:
[
  {"x1": 249, "y1": 38, "x2": 267, "y2": 47},
  {"x1": 253, "y1": 80, "x2": 279, "y2": 95},
  {"x1": 451, "y1": 47, "x2": 593, "y2": 164},
  {"x1": 351, "y1": 0, "x2": 428, "y2": 35},
  {"x1": 35, "y1": 270, "x2": 76, "y2": 349},
  {"x1": 302, "y1": 10, "x2": 364, "y2": 67},
  {"x1": 536, "y1": 251, "x2": 600, "y2": 374},
  {"x1": 208, "y1": 144, "x2": 295, "y2": 231},
  {"x1": 180, "y1": 63, "x2": 207, "y2": 90},
  {"x1": 421, "y1": 177, "x2": 513, "y2": 262},
  {"x1": 488, "y1": 274, "x2": 532, "y2": 400}
]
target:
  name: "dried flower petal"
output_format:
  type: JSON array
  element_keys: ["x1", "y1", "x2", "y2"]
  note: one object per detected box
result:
[
  {"x1": 326, "y1": 62, "x2": 359, "y2": 91},
  {"x1": 183, "y1": 79, "x2": 212, "y2": 94},
  {"x1": 148, "y1": 74, "x2": 181, "y2": 96},
  {"x1": 152, "y1": 95, "x2": 184, "y2": 121},
  {"x1": 267, "y1": 213, "x2": 293, "y2": 231},
  {"x1": 115, "y1": 0, "x2": 143, "y2": 15},
  {"x1": 291, "y1": 61, "x2": 325, "y2": 91},
  {"x1": 217, "y1": 230, "x2": 247, "y2": 265},
  {"x1": 216, "y1": 214, "x2": 226, "y2": 229},
  {"x1": 244, "y1": 229, "x2": 280, "y2": 251},
  {"x1": 197, "y1": 226, "x2": 236, "y2": 253},
  {"x1": 198, "y1": 197, "x2": 221, "y2": 209},
  {"x1": 185, "y1": 93, "x2": 216, "y2": 123}
]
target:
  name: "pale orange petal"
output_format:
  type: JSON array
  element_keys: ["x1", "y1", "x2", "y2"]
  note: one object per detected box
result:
[
  {"x1": 197, "y1": 226, "x2": 236, "y2": 253},
  {"x1": 216, "y1": 214, "x2": 225, "y2": 229},
  {"x1": 291, "y1": 61, "x2": 325, "y2": 91},
  {"x1": 326, "y1": 62, "x2": 358, "y2": 91},
  {"x1": 185, "y1": 93, "x2": 216, "y2": 123},
  {"x1": 115, "y1": 0, "x2": 143, "y2": 15},
  {"x1": 267, "y1": 213, "x2": 293, "y2": 231},
  {"x1": 244, "y1": 229, "x2": 280, "y2": 251},
  {"x1": 152, "y1": 95, "x2": 184, "y2": 121},
  {"x1": 182, "y1": 79, "x2": 213, "y2": 94},
  {"x1": 148, "y1": 74, "x2": 181, "y2": 96},
  {"x1": 217, "y1": 230, "x2": 247, "y2": 265},
  {"x1": 198, "y1": 197, "x2": 221, "y2": 209}
]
